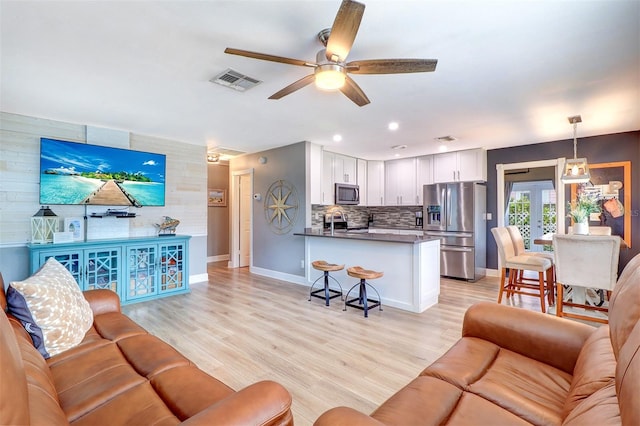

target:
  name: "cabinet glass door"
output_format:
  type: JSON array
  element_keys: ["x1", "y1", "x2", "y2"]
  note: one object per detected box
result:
[
  {"x1": 126, "y1": 246, "x2": 157, "y2": 300},
  {"x1": 159, "y1": 243, "x2": 185, "y2": 293},
  {"x1": 85, "y1": 248, "x2": 120, "y2": 292},
  {"x1": 40, "y1": 251, "x2": 82, "y2": 286}
]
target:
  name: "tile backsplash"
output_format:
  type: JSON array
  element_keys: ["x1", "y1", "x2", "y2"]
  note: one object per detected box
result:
[{"x1": 311, "y1": 205, "x2": 423, "y2": 229}]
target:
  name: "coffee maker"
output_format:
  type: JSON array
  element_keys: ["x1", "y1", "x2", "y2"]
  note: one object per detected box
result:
[{"x1": 415, "y1": 211, "x2": 423, "y2": 227}]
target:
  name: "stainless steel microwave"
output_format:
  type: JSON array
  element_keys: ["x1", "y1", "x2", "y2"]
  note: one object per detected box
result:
[{"x1": 335, "y1": 183, "x2": 360, "y2": 205}]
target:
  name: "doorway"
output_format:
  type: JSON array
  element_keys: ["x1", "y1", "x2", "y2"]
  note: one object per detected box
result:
[
  {"x1": 507, "y1": 181, "x2": 556, "y2": 253},
  {"x1": 230, "y1": 169, "x2": 253, "y2": 269}
]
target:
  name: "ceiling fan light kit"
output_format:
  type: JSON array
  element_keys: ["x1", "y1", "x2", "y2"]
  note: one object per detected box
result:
[
  {"x1": 561, "y1": 115, "x2": 591, "y2": 184},
  {"x1": 224, "y1": 0, "x2": 437, "y2": 106},
  {"x1": 315, "y1": 64, "x2": 347, "y2": 90}
]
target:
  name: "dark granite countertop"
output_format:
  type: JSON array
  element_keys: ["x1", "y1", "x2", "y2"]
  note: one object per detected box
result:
[{"x1": 294, "y1": 228, "x2": 439, "y2": 244}]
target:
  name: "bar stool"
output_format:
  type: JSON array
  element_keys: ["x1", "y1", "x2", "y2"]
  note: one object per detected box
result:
[
  {"x1": 309, "y1": 260, "x2": 344, "y2": 306},
  {"x1": 344, "y1": 266, "x2": 383, "y2": 318}
]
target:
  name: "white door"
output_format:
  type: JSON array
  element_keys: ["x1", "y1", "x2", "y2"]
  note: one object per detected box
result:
[
  {"x1": 239, "y1": 174, "x2": 252, "y2": 267},
  {"x1": 508, "y1": 181, "x2": 556, "y2": 253}
]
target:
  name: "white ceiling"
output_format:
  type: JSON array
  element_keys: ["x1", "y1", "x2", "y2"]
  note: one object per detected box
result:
[{"x1": 1, "y1": 0, "x2": 639, "y2": 160}]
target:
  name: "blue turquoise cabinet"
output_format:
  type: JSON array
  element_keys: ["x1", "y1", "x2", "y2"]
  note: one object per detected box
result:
[{"x1": 28, "y1": 235, "x2": 190, "y2": 305}]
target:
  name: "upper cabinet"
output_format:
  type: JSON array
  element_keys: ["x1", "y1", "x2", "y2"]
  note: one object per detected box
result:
[
  {"x1": 319, "y1": 150, "x2": 359, "y2": 205},
  {"x1": 433, "y1": 149, "x2": 487, "y2": 183},
  {"x1": 367, "y1": 160, "x2": 384, "y2": 206},
  {"x1": 385, "y1": 157, "x2": 418, "y2": 206},
  {"x1": 416, "y1": 155, "x2": 434, "y2": 205},
  {"x1": 357, "y1": 158, "x2": 367, "y2": 206},
  {"x1": 333, "y1": 153, "x2": 357, "y2": 184}
]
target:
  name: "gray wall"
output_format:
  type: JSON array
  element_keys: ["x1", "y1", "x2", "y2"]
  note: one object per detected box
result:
[
  {"x1": 486, "y1": 130, "x2": 640, "y2": 270},
  {"x1": 207, "y1": 162, "x2": 230, "y2": 259},
  {"x1": 230, "y1": 142, "x2": 307, "y2": 277}
]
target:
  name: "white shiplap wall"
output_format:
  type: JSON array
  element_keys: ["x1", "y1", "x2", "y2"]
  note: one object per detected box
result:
[{"x1": 0, "y1": 112, "x2": 207, "y2": 244}]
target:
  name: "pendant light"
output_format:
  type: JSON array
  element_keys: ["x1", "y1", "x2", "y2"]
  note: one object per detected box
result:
[{"x1": 561, "y1": 115, "x2": 590, "y2": 184}]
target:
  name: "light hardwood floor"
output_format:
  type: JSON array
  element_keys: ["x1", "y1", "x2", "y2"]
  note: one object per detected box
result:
[{"x1": 121, "y1": 264, "x2": 550, "y2": 425}]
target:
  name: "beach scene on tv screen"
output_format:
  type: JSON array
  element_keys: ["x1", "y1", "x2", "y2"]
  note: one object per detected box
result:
[{"x1": 40, "y1": 138, "x2": 166, "y2": 206}]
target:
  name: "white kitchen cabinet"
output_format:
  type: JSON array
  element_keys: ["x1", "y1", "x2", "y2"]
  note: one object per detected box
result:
[
  {"x1": 321, "y1": 151, "x2": 358, "y2": 205},
  {"x1": 433, "y1": 149, "x2": 487, "y2": 183},
  {"x1": 416, "y1": 155, "x2": 433, "y2": 204},
  {"x1": 385, "y1": 157, "x2": 418, "y2": 205},
  {"x1": 357, "y1": 158, "x2": 367, "y2": 205},
  {"x1": 321, "y1": 151, "x2": 334, "y2": 205},
  {"x1": 334, "y1": 153, "x2": 357, "y2": 184},
  {"x1": 367, "y1": 160, "x2": 385, "y2": 206}
]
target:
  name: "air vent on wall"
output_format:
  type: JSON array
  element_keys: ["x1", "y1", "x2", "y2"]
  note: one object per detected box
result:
[{"x1": 210, "y1": 68, "x2": 262, "y2": 92}]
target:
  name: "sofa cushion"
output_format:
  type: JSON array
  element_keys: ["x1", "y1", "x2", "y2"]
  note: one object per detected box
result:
[
  {"x1": 6, "y1": 285, "x2": 49, "y2": 358},
  {"x1": 370, "y1": 376, "x2": 531, "y2": 426},
  {"x1": 151, "y1": 366, "x2": 235, "y2": 420},
  {"x1": 422, "y1": 336, "x2": 572, "y2": 425},
  {"x1": 562, "y1": 325, "x2": 616, "y2": 417},
  {"x1": 562, "y1": 381, "x2": 620, "y2": 425},
  {"x1": 10, "y1": 258, "x2": 93, "y2": 357}
]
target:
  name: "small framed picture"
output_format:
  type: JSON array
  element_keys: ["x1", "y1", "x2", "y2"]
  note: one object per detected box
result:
[
  {"x1": 208, "y1": 188, "x2": 227, "y2": 207},
  {"x1": 64, "y1": 217, "x2": 84, "y2": 241}
]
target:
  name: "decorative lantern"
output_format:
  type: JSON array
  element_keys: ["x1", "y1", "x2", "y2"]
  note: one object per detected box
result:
[{"x1": 31, "y1": 206, "x2": 59, "y2": 244}]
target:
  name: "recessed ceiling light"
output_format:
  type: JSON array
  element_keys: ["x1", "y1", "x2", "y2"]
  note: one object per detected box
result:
[
  {"x1": 388, "y1": 121, "x2": 399, "y2": 131},
  {"x1": 391, "y1": 144, "x2": 407, "y2": 150},
  {"x1": 333, "y1": 134, "x2": 342, "y2": 142},
  {"x1": 439, "y1": 145, "x2": 448, "y2": 152}
]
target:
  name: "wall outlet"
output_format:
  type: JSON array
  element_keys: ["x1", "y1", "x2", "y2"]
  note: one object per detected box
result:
[{"x1": 300, "y1": 259, "x2": 305, "y2": 269}]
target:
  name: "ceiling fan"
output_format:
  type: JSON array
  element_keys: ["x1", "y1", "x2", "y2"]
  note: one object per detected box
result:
[{"x1": 224, "y1": 0, "x2": 437, "y2": 107}]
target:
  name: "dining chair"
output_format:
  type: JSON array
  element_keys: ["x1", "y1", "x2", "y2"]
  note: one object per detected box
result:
[
  {"x1": 552, "y1": 234, "x2": 620, "y2": 323},
  {"x1": 491, "y1": 227, "x2": 553, "y2": 313},
  {"x1": 506, "y1": 225, "x2": 555, "y2": 305}
]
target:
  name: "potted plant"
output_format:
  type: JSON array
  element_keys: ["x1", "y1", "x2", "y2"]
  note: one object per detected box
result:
[{"x1": 567, "y1": 193, "x2": 601, "y2": 234}]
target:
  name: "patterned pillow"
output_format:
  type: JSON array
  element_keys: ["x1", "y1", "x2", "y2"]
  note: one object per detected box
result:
[
  {"x1": 6, "y1": 285, "x2": 50, "y2": 358},
  {"x1": 10, "y1": 258, "x2": 93, "y2": 357}
]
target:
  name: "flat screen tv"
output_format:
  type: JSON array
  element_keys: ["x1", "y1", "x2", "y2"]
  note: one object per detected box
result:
[{"x1": 39, "y1": 138, "x2": 166, "y2": 206}]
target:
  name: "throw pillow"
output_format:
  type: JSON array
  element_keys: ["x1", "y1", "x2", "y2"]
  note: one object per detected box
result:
[
  {"x1": 10, "y1": 258, "x2": 93, "y2": 357},
  {"x1": 6, "y1": 285, "x2": 50, "y2": 358}
]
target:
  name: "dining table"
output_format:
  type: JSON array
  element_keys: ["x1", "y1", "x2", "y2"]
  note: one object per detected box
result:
[{"x1": 533, "y1": 232, "x2": 628, "y2": 249}]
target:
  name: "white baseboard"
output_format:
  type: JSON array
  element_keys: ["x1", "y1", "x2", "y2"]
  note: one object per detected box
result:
[
  {"x1": 249, "y1": 266, "x2": 307, "y2": 286},
  {"x1": 189, "y1": 273, "x2": 209, "y2": 284},
  {"x1": 207, "y1": 254, "x2": 229, "y2": 263},
  {"x1": 485, "y1": 268, "x2": 499, "y2": 277}
]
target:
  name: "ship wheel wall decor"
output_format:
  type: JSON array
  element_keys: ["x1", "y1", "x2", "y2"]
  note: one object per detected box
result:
[{"x1": 264, "y1": 180, "x2": 300, "y2": 234}]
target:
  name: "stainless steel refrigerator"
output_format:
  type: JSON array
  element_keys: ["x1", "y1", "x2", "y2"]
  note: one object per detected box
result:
[{"x1": 423, "y1": 182, "x2": 486, "y2": 281}]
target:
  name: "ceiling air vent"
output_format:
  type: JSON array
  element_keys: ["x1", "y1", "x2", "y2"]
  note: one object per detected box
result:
[{"x1": 210, "y1": 68, "x2": 262, "y2": 92}]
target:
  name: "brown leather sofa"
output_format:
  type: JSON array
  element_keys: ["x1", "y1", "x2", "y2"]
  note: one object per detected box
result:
[
  {"x1": 315, "y1": 254, "x2": 640, "y2": 426},
  {"x1": 1, "y1": 274, "x2": 293, "y2": 426}
]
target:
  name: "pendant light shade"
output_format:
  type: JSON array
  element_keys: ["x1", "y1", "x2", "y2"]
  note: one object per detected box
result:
[{"x1": 562, "y1": 115, "x2": 590, "y2": 184}]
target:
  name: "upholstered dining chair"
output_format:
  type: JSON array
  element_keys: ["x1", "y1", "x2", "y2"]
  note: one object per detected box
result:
[
  {"x1": 552, "y1": 234, "x2": 620, "y2": 323},
  {"x1": 506, "y1": 225, "x2": 555, "y2": 305},
  {"x1": 491, "y1": 227, "x2": 554, "y2": 313}
]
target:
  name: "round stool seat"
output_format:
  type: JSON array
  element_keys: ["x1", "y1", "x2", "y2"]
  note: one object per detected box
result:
[
  {"x1": 312, "y1": 260, "x2": 345, "y2": 272},
  {"x1": 347, "y1": 266, "x2": 383, "y2": 280}
]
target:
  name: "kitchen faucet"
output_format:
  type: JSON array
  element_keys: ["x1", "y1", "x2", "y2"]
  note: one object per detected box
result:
[{"x1": 330, "y1": 207, "x2": 346, "y2": 236}]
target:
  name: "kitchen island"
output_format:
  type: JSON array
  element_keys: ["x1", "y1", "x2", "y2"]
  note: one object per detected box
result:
[{"x1": 294, "y1": 228, "x2": 440, "y2": 313}]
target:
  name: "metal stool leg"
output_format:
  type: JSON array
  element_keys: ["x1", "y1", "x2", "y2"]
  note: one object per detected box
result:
[
  {"x1": 309, "y1": 271, "x2": 343, "y2": 306},
  {"x1": 344, "y1": 278, "x2": 381, "y2": 318}
]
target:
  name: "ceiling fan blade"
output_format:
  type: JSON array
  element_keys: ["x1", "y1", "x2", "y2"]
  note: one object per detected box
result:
[
  {"x1": 347, "y1": 58, "x2": 438, "y2": 74},
  {"x1": 340, "y1": 75, "x2": 370, "y2": 107},
  {"x1": 224, "y1": 48, "x2": 315, "y2": 68},
  {"x1": 268, "y1": 74, "x2": 316, "y2": 100},
  {"x1": 325, "y1": 0, "x2": 365, "y2": 62}
]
